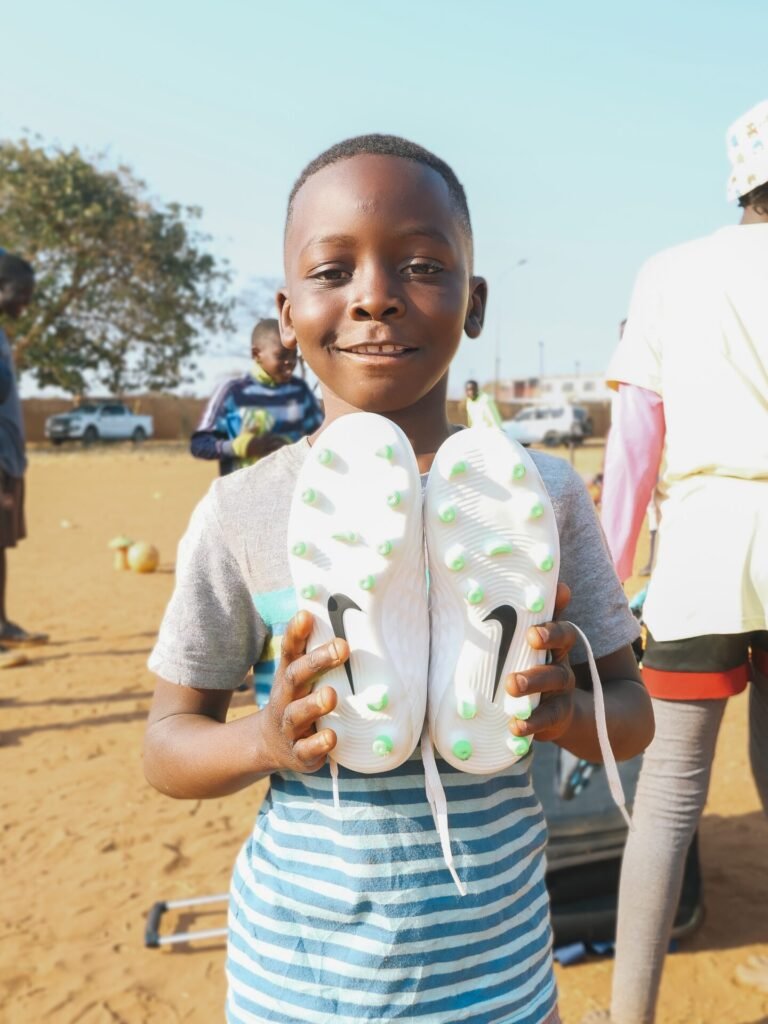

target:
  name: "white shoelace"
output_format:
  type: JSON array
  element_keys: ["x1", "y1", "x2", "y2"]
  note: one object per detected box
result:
[{"x1": 422, "y1": 622, "x2": 632, "y2": 897}]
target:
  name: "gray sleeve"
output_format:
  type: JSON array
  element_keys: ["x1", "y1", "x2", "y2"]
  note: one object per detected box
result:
[
  {"x1": 148, "y1": 486, "x2": 267, "y2": 688},
  {"x1": 555, "y1": 465, "x2": 641, "y2": 665}
]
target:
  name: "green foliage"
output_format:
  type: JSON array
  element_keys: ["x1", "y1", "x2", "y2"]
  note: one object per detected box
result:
[{"x1": 0, "y1": 137, "x2": 234, "y2": 395}]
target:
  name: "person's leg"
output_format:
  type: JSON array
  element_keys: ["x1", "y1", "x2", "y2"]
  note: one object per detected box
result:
[
  {"x1": 748, "y1": 635, "x2": 768, "y2": 816},
  {"x1": 0, "y1": 547, "x2": 6, "y2": 622},
  {"x1": 731, "y1": 636, "x2": 768, "y2": 995},
  {"x1": 608, "y1": 696, "x2": 726, "y2": 1024}
]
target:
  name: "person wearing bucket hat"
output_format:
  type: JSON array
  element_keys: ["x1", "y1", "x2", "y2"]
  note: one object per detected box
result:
[
  {"x1": 726, "y1": 98, "x2": 768, "y2": 204},
  {"x1": 586, "y1": 100, "x2": 768, "y2": 1023}
]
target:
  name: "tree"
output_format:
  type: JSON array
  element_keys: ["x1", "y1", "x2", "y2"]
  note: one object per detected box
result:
[{"x1": 0, "y1": 137, "x2": 234, "y2": 395}]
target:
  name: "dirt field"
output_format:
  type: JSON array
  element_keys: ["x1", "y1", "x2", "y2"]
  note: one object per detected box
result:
[{"x1": 1, "y1": 441, "x2": 766, "y2": 1024}]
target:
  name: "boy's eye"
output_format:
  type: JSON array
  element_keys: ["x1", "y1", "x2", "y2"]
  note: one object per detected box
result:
[
  {"x1": 404, "y1": 261, "x2": 443, "y2": 276},
  {"x1": 311, "y1": 267, "x2": 350, "y2": 282}
]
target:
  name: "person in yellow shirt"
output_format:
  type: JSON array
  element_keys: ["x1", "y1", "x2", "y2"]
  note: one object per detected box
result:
[{"x1": 464, "y1": 379, "x2": 502, "y2": 428}]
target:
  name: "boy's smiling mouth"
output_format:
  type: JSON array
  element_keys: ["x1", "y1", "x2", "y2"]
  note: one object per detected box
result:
[{"x1": 332, "y1": 342, "x2": 417, "y2": 359}]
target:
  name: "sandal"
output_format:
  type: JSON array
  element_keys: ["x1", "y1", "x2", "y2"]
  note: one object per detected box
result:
[{"x1": 0, "y1": 622, "x2": 50, "y2": 647}]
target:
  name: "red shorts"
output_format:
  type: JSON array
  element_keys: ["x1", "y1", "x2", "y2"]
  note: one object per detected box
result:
[
  {"x1": 0, "y1": 471, "x2": 26, "y2": 549},
  {"x1": 642, "y1": 629, "x2": 768, "y2": 700}
]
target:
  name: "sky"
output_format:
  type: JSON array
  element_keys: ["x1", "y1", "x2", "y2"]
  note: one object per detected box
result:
[{"x1": 2, "y1": 0, "x2": 766, "y2": 399}]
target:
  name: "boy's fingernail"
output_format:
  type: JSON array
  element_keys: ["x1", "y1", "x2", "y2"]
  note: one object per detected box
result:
[
  {"x1": 331, "y1": 640, "x2": 343, "y2": 660},
  {"x1": 516, "y1": 674, "x2": 528, "y2": 693},
  {"x1": 536, "y1": 626, "x2": 549, "y2": 642}
]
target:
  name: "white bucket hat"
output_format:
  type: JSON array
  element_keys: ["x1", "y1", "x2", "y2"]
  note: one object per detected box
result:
[{"x1": 726, "y1": 99, "x2": 768, "y2": 201}]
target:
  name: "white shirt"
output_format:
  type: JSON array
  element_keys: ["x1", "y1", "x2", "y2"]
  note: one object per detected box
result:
[{"x1": 607, "y1": 224, "x2": 768, "y2": 640}]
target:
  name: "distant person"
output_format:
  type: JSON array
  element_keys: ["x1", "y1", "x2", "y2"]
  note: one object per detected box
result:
[
  {"x1": 592, "y1": 98, "x2": 768, "y2": 1024},
  {"x1": 190, "y1": 318, "x2": 323, "y2": 475},
  {"x1": 464, "y1": 378, "x2": 502, "y2": 427},
  {"x1": 0, "y1": 253, "x2": 48, "y2": 647}
]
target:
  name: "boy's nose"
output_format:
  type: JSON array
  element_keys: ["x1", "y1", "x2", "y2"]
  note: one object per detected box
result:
[{"x1": 348, "y1": 273, "x2": 405, "y2": 321}]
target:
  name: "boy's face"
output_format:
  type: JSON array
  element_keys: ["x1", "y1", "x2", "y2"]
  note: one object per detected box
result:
[
  {"x1": 253, "y1": 333, "x2": 298, "y2": 383},
  {"x1": 465, "y1": 382, "x2": 479, "y2": 400},
  {"x1": 278, "y1": 154, "x2": 486, "y2": 417},
  {"x1": 0, "y1": 276, "x2": 34, "y2": 319}
]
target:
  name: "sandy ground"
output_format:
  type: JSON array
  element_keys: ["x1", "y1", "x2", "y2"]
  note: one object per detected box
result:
[{"x1": 1, "y1": 441, "x2": 766, "y2": 1024}]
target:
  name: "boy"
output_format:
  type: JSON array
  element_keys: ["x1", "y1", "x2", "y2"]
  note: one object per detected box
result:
[
  {"x1": 465, "y1": 377, "x2": 502, "y2": 427},
  {"x1": 190, "y1": 317, "x2": 323, "y2": 475},
  {"x1": 0, "y1": 253, "x2": 47, "y2": 647},
  {"x1": 145, "y1": 136, "x2": 652, "y2": 1024}
]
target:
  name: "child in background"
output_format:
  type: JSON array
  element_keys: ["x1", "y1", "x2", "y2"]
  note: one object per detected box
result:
[
  {"x1": 465, "y1": 376, "x2": 503, "y2": 427},
  {"x1": 145, "y1": 135, "x2": 652, "y2": 1024},
  {"x1": 190, "y1": 317, "x2": 323, "y2": 475}
]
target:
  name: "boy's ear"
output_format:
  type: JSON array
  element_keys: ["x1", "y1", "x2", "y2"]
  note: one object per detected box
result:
[
  {"x1": 276, "y1": 287, "x2": 298, "y2": 350},
  {"x1": 464, "y1": 276, "x2": 488, "y2": 339}
]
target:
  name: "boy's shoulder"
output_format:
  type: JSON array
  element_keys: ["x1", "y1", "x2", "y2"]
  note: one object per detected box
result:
[
  {"x1": 208, "y1": 439, "x2": 308, "y2": 522},
  {"x1": 527, "y1": 448, "x2": 583, "y2": 502}
]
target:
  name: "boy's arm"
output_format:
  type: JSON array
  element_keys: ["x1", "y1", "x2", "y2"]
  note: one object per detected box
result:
[
  {"x1": 190, "y1": 379, "x2": 238, "y2": 461},
  {"x1": 144, "y1": 611, "x2": 348, "y2": 799}
]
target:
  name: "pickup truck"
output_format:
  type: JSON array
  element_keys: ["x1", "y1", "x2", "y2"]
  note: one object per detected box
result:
[{"x1": 44, "y1": 402, "x2": 154, "y2": 446}]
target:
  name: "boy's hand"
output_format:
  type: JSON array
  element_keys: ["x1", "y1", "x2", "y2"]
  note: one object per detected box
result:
[
  {"x1": 259, "y1": 610, "x2": 346, "y2": 773},
  {"x1": 505, "y1": 583, "x2": 577, "y2": 743},
  {"x1": 245, "y1": 434, "x2": 287, "y2": 458}
]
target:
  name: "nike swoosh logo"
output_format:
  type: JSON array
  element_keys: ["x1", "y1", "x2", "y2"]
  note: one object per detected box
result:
[
  {"x1": 328, "y1": 593, "x2": 361, "y2": 694},
  {"x1": 484, "y1": 605, "x2": 518, "y2": 700}
]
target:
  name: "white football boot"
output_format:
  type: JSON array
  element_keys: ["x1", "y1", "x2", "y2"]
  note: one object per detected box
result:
[
  {"x1": 425, "y1": 427, "x2": 560, "y2": 774},
  {"x1": 287, "y1": 412, "x2": 428, "y2": 775}
]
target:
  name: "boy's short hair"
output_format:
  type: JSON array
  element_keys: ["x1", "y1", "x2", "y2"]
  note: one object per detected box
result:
[
  {"x1": 286, "y1": 134, "x2": 473, "y2": 248},
  {"x1": 250, "y1": 318, "x2": 281, "y2": 351},
  {"x1": 0, "y1": 253, "x2": 34, "y2": 284}
]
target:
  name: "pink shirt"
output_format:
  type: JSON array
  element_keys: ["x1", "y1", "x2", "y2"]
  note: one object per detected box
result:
[{"x1": 601, "y1": 384, "x2": 666, "y2": 582}]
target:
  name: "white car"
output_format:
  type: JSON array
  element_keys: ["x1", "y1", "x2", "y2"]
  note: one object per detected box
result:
[
  {"x1": 501, "y1": 405, "x2": 587, "y2": 447},
  {"x1": 45, "y1": 402, "x2": 154, "y2": 446}
]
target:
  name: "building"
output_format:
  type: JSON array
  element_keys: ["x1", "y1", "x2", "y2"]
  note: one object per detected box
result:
[{"x1": 493, "y1": 372, "x2": 612, "y2": 404}]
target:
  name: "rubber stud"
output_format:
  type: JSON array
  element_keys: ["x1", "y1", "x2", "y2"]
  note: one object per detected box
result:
[
  {"x1": 458, "y1": 697, "x2": 477, "y2": 720},
  {"x1": 449, "y1": 460, "x2": 468, "y2": 478},
  {"x1": 359, "y1": 575, "x2": 375, "y2": 591},
  {"x1": 529, "y1": 501, "x2": 544, "y2": 520},
  {"x1": 317, "y1": 448, "x2": 334, "y2": 465},
  {"x1": 505, "y1": 694, "x2": 533, "y2": 720},
  {"x1": 507, "y1": 734, "x2": 532, "y2": 757},
  {"x1": 445, "y1": 543, "x2": 466, "y2": 572},
  {"x1": 332, "y1": 531, "x2": 358, "y2": 544},
  {"x1": 466, "y1": 582, "x2": 484, "y2": 605},
  {"x1": 302, "y1": 488, "x2": 317, "y2": 505},
  {"x1": 438, "y1": 502, "x2": 457, "y2": 523},
  {"x1": 372, "y1": 735, "x2": 394, "y2": 756},
  {"x1": 376, "y1": 444, "x2": 394, "y2": 461},
  {"x1": 300, "y1": 584, "x2": 318, "y2": 600},
  {"x1": 511, "y1": 461, "x2": 526, "y2": 480},
  {"x1": 291, "y1": 541, "x2": 308, "y2": 557},
  {"x1": 377, "y1": 540, "x2": 393, "y2": 557},
  {"x1": 386, "y1": 491, "x2": 402, "y2": 508},
  {"x1": 366, "y1": 688, "x2": 389, "y2": 712},
  {"x1": 526, "y1": 586, "x2": 545, "y2": 613},
  {"x1": 539, "y1": 554, "x2": 554, "y2": 572},
  {"x1": 484, "y1": 539, "x2": 513, "y2": 557},
  {"x1": 452, "y1": 738, "x2": 473, "y2": 761}
]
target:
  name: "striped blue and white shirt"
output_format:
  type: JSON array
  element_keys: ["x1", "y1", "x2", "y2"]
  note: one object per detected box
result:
[
  {"x1": 191, "y1": 371, "x2": 323, "y2": 475},
  {"x1": 149, "y1": 441, "x2": 639, "y2": 1024}
]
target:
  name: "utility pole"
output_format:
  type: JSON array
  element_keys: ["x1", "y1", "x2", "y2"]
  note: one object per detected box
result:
[{"x1": 538, "y1": 339, "x2": 545, "y2": 379}]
